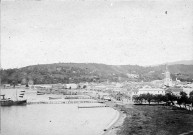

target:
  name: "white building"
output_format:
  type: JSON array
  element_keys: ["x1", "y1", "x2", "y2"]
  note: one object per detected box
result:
[
  {"x1": 164, "y1": 65, "x2": 173, "y2": 87},
  {"x1": 165, "y1": 87, "x2": 183, "y2": 96},
  {"x1": 126, "y1": 73, "x2": 139, "y2": 78},
  {"x1": 183, "y1": 88, "x2": 193, "y2": 96},
  {"x1": 134, "y1": 85, "x2": 165, "y2": 95},
  {"x1": 33, "y1": 84, "x2": 52, "y2": 89},
  {"x1": 65, "y1": 83, "x2": 78, "y2": 89},
  {"x1": 52, "y1": 83, "x2": 64, "y2": 89}
]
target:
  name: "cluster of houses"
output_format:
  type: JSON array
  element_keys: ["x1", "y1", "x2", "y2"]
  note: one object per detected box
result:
[
  {"x1": 86, "y1": 79, "x2": 193, "y2": 101},
  {"x1": 128, "y1": 67, "x2": 193, "y2": 98},
  {"x1": 2, "y1": 67, "x2": 193, "y2": 101},
  {"x1": 30, "y1": 83, "x2": 88, "y2": 90}
]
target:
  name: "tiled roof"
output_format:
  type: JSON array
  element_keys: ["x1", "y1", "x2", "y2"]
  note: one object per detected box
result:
[{"x1": 166, "y1": 87, "x2": 183, "y2": 92}]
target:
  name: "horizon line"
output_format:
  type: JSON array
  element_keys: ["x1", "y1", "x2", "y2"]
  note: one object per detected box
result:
[{"x1": 2, "y1": 59, "x2": 193, "y2": 70}]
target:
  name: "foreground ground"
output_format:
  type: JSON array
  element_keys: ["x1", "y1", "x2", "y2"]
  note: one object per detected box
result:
[{"x1": 107, "y1": 103, "x2": 193, "y2": 135}]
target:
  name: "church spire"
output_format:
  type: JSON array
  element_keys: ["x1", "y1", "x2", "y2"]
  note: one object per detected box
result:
[{"x1": 164, "y1": 64, "x2": 172, "y2": 87}]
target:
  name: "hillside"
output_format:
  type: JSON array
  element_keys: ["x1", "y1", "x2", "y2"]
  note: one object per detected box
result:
[
  {"x1": 154, "y1": 59, "x2": 193, "y2": 66},
  {"x1": 167, "y1": 59, "x2": 193, "y2": 65},
  {"x1": 1, "y1": 63, "x2": 193, "y2": 84}
]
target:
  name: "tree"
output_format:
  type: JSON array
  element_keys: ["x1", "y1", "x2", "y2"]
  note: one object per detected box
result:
[
  {"x1": 179, "y1": 91, "x2": 188, "y2": 108},
  {"x1": 133, "y1": 95, "x2": 143, "y2": 104},
  {"x1": 154, "y1": 94, "x2": 164, "y2": 104},
  {"x1": 146, "y1": 93, "x2": 154, "y2": 105},
  {"x1": 177, "y1": 97, "x2": 183, "y2": 108},
  {"x1": 133, "y1": 93, "x2": 154, "y2": 104},
  {"x1": 21, "y1": 78, "x2": 27, "y2": 85},
  {"x1": 189, "y1": 91, "x2": 193, "y2": 107},
  {"x1": 165, "y1": 93, "x2": 177, "y2": 105},
  {"x1": 28, "y1": 79, "x2": 34, "y2": 85}
]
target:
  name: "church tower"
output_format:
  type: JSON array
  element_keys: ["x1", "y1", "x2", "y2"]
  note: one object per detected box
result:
[{"x1": 164, "y1": 64, "x2": 173, "y2": 87}]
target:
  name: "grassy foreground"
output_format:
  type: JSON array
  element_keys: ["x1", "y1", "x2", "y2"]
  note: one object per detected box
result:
[{"x1": 116, "y1": 105, "x2": 193, "y2": 135}]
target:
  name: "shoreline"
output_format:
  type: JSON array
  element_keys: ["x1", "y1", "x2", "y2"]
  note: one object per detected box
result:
[
  {"x1": 2, "y1": 88, "x2": 128, "y2": 135},
  {"x1": 102, "y1": 111, "x2": 126, "y2": 135},
  {"x1": 1, "y1": 102, "x2": 120, "y2": 135},
  {"x1": 102, "y1": 102, "x2": 130, "y2": 135}
]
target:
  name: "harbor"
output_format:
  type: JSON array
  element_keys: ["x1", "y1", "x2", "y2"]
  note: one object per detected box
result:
[
  {"x1": 0, "y1": 88, "x2": 119, "y2": 135},
  {"x1": 1, "y1": 0, "x2": 193, "y2": 134},
  {"x1": 1, "y1": 103, "x2": 118, "y2": 135}
]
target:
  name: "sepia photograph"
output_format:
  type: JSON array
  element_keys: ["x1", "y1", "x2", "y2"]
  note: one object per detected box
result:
[{"x1": 1, "y1": 0, "x2": 193, "y2": 135}]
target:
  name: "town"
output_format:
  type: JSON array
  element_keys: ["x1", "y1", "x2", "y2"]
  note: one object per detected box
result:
[
  {"x1": 2, "y1": 65, "x2": 193, "y2": 110},
  {"x1": 1, "y1": 0, "x2": 193, "y2": 135}
]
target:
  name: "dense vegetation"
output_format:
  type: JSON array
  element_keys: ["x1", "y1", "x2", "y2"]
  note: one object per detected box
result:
[
  {"x1": 133, "y1": 91, "x2": 193, "y2": 109},
  {"x1": 1, "y1": 63, "x2": 193, "y2": 84}
]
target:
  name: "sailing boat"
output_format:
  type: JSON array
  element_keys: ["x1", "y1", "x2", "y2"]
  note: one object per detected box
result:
[
  {"x1": 0, "y1": 95, "x2": 14, "y2": 106},
  {"x1": 0, "y1": 89, "x2": 27, "y2": 106}
]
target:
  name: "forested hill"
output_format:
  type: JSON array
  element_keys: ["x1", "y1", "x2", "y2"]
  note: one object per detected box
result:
[{"x1": 1, "y1": 63, "x2": 193, "y2": 84}]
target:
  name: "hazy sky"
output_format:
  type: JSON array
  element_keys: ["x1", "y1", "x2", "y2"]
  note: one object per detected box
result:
[{"x1": 1, "y1": 0, "x2": 193, "y2": 69}]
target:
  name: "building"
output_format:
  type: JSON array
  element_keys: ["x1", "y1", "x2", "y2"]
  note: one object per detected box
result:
[
  {"x1": 133, "y1": 85, "x2": 165, "y2": 95},
  {"x1": 165, "y1": 87, "x2": 183, "y2": 96},
  {"x1": 52, "y1": 83, "x2": 64, "y2": 89},
  {"x1": 65, "y1": 83, "x2": 78, "y2": 89},
  {"x1": 3, "y1": 84, "x2": 11, "y2": 88},
  {"x1": 126, "y1": 73, "x2": 139, "y2": 78},
  {"x1": 151, "y1": 80, "x2": 164, "y2": 88},
  {"x1": 183, "y1": 88, "x2": 193, "y2": 96},
  {"x1": 164, "y1": 65, "x2": 173, "y2": 87}
]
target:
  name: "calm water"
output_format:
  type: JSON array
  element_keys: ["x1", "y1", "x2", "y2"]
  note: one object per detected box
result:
[{"x1": 1, "y1": 89, "x2": 118, "y2": 135}]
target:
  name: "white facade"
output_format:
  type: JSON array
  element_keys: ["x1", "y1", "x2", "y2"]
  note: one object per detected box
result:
[
  {"x1": 137, "y1": 85, "x2": 165, "y2": 95},
  {"x1": 65, "y1": 83, "x2": 78, "y2": 89},
  {"x1": 103, "y1": 96, "x2": 111, "y2": 101},
  {"x1": 126, "y1": 73, "x2": 139, "y2": 78},
  {"x1": 183, "y1": 88, "x2": 193, "y2": 96},
  {"x1": 32, "y1": 84, "x2": 52, "y2": 89},
  {"x1": 164, "y1": 65, "x2": 173, "y2": 87}
]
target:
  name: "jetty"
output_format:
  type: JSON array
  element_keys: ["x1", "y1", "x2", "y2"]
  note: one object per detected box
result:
[
  {"x1": 78, "y1": 105, "x2": 109, "y2": 108},
  {"x1": 27, "y1": 100, "x2": 98, "y2": 104}
]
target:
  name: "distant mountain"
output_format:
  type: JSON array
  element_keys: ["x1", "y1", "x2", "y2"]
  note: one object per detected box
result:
[
  {"x1": 1, "y1": 63, "x2": 193, "y2": 84},
  {"x1": 153, "y1": 59, "x2": 193, "y2": 66},
  {"x1": 167, "y1": 59, "x2": 193, "y2": 65}
]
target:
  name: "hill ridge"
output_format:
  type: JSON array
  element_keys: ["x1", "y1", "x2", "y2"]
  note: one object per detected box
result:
[{"x1": 1, "y1": 63, "x2": 193, "y2": 84}]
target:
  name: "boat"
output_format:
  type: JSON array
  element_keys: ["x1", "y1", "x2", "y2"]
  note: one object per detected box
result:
[
  {"x1": 97, "y1": 98, "x2": 105, "y2": 103},
  {"x1": 37, "y1": 91, "x2": 45, "y2": 95},
  {"x1": 0, "y1": 95, "x2": 14, "y2": 106},
  {"x1": 12, "y1": 100, "x2": 27, "y2": 105},
  {"x1": 103, "y1": 96, "x2": 111, "y2": 101},
  {"x1": 0, "y1": 94, "x2": 27, "y2": 106},
  {"x1": 37, "y1": 92, "x2": 45, "y2": 95}
]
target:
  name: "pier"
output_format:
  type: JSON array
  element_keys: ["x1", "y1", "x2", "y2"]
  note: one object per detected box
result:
[
  {"x1": 78, "y1": 105, "x2": 109, "y2": 108},
  {"x1": 27, "y1": 100, "x2": 98, "y2": 104}
]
